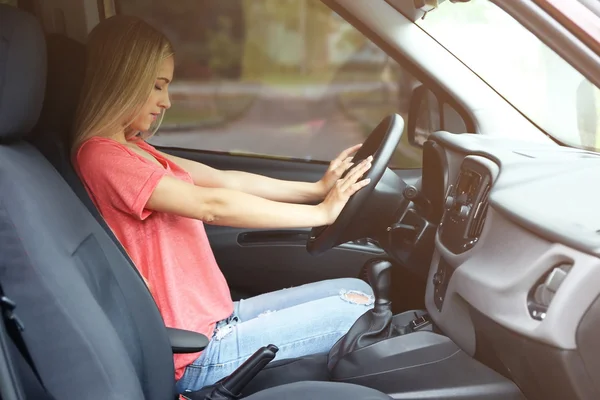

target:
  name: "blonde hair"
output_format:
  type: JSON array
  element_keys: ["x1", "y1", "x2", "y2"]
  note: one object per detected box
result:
[{"x1": 72, "y1": 16, "x2": 174, "y2": 152}]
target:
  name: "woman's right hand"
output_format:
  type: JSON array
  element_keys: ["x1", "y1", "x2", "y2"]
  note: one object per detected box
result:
[{"x1": 317, "y1": 155, "x2": 373, "y2": 225}]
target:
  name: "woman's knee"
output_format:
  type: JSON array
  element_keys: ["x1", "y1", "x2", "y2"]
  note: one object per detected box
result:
[
  {"x1": 328, "y1": 277, "x2": 373, "y2": 297},
  {"x1": 328, "y1": 294, "x2": 373, "y2": 327}
]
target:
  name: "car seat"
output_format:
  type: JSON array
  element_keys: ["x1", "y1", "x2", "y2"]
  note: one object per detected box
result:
[{"x1": 0, "y1": 4, "x2": 391, "y2": 399}]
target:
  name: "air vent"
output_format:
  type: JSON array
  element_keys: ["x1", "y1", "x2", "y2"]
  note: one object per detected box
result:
[{"x1": 468, "y1": 184, "x2": 491, "y2": 238}]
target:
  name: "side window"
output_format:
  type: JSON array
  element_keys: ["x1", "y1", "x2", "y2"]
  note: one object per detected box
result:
[{"x1": 117, "y1": 0, "x2": 422, "y2": 168}]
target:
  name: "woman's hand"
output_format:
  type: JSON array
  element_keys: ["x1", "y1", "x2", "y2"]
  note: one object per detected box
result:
[
  {"x1": 316, "y1": 144, "x2": 363, "y2": 199},
  {"x1": 317, "y1": 155, "x2": 373, "y2": 225}
]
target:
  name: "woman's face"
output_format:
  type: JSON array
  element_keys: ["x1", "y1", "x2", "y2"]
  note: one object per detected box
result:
[{"x1": 130, "y1": 55, "x2": 174, "y2": 134}]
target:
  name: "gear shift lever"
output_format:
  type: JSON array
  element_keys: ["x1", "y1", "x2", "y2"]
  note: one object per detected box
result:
[
  {"x1": 327, "y1": 259, "x2": 396, "y2": 371},
  {"x1": 368, "y1": 259, "x2": 392, "y2": 312}
]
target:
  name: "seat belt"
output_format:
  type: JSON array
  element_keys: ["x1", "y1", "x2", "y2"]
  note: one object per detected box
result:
[{"x1": 0, "y1": 281, "x2": 56, "y2": 400}]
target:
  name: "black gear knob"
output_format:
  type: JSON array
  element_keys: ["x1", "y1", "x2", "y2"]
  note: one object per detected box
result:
[{"x1": 366, "y1": 259, "x2": 392, "y2": 312}]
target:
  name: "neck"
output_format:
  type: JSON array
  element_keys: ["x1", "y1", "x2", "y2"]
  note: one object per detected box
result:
[{"x1": 108, "y1": 128, "x2": 130, "y2": 144}]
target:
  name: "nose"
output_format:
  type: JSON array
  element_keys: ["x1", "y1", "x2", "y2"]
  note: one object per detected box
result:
[{"x1": 159, "y1": 92, "x2": 171, "y2": 110}]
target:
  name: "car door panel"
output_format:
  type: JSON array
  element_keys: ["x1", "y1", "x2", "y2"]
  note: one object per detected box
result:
[{"x1": 208, "y1": 225, "x2": 386, "y2": 299}]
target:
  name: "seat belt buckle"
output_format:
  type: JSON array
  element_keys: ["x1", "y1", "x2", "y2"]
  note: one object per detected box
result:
[{"x1": 1, "y1": 295, "x2": 25, "y2": 331}]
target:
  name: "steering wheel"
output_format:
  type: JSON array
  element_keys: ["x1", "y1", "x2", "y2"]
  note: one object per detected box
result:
[{"x1": 307, "y1": 114, "x2": 406, "y2": 256}]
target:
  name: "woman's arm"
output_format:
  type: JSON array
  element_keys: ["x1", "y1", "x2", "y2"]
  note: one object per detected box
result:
[
  {"x1": 213, "y1": 170, "x2": 327, "y2": 203},
  {"x1": 146, "y1": 157, "x2": 372, "y2": 228},
  {"x1": 158, "y1": 151, "x2": 325, "y2": 203},
  {"x1": 157, "y1": 144, "x2": 361, "y2": 204}
]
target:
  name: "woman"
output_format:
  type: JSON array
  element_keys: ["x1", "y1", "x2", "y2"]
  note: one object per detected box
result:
[{"x1": 72, "y1": 16, "x2": 375, "y2": 392}]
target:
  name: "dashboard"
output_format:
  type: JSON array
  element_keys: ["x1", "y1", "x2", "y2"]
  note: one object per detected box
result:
[{"x1": 421, "y1": 131, "x2": 600, "y2": 399}]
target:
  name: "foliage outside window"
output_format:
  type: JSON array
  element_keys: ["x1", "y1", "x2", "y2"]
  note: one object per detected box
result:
[{"x1": 118, "y1": 0, "x2": 423, "y2": 168}]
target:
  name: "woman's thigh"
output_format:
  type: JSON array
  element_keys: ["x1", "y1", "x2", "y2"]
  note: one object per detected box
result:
[
  {"x1": 236, "y1": 277, "x2": 373, "y2": 321},
  {"x1": 177, "y1": 292, "x2": 373, "y2": 393}
]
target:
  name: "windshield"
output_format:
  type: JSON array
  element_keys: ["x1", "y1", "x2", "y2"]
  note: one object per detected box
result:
[{"x1": 415, "y1": 0, "x2": 600, "y2": 152}]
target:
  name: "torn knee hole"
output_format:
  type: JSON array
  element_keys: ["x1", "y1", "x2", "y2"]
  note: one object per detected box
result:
[{"x1": 340, "y1": 290, "x2": 374, "y2": 306}]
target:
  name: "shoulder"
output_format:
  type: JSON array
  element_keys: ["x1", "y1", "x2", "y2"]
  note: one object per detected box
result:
[
  {"x1": 75, "y1": 137, "x2": 136, "y2": 170},
  {"x1": 77, "y1": 136, "x2": 129, "y2": 156}
]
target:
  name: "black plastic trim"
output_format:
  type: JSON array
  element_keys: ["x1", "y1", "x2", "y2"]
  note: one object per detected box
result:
[
  {"x1": 421, "y1": 139, "x2": 447, "y2": 224},
  {"x1": 432, "y1": 258, "x2": 453, "y2": 312},
  {"x1": 439, "y1": 158, "x2": 492, "y2": 254},
  {"x1": 236, "y1": 230, "x2": 385, "y2": 254},
  {"x1": 166, "y1": 328, "x2": 209, "y2": 354},
  {"x1": 237, "y1": 230, "x2": 309, "y2": 246},
  {"x1": 331, "y1": 328, "x2": 523, "y2": 399}
]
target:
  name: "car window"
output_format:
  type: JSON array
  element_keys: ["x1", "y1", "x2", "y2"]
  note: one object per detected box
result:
[
  {"x1": 116, "y1": 0, "x2": 422, "y2": 168},
  {"x1": 0, "y1": 0, "x2": 18, "y2": 6}
]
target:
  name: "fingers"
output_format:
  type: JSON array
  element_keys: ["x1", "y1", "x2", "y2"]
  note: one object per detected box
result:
[
  {"x1": 339, "y1": 157, "x2": 353, "y2": 174},
  {"x1": 348, "y1": 178, "x2": 371, "y2": 196},
  {"x1": 330, "y1": 156, "x2": 350, "y2": 169},
  {"x1": 337, "y1": 143, "x2": 362, "y2": 161},
  {"x1": 339, "y1": 156, "x2": 372, "y2": 192},
  {"x1": 331, "y1": 156, "x2": 354, "y2": 178}
]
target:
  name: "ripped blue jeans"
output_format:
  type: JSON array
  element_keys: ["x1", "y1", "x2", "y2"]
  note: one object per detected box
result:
[{"x1": 176, "y1": 277, "x2": 374, "y2": 393}]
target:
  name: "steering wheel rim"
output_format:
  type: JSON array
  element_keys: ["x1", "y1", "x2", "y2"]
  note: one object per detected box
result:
[{"x1": 307, "y1": 114, "x2": 405, "y2": 255}]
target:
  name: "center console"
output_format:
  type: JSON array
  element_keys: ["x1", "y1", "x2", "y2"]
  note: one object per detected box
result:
[
  {"x1": 439, "y1": 156, "x2": 495, "y2": 254},
  {"x1": 324, "y1": 256, "x2": 523, "y2": 399},
  {"x1": 432, "y1": 156, "x2": 499, "y2": 312}
]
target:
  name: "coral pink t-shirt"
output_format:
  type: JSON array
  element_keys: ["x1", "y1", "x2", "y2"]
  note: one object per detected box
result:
[{"x1": 74, "y1": 137, "x2": 233, "y2": 380}]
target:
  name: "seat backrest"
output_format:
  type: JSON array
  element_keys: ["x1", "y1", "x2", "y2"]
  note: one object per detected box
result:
[
  {"x1": 0, "y1": 6, "x2": 176, "y2": 400},
  {"x1": 27, "y1": 30, "x2": 144, "y2": 279}
]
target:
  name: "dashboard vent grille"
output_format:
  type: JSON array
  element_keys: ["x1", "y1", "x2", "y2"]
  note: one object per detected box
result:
[{"x1": 469, "y1": 184, "x2": 491, "y2": 238}]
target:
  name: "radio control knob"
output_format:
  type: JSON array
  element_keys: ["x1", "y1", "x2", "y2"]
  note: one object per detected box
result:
[
  {"x1": 458, "y1": 205, "x2": 470, "y2": 218},
  {"x1": 445, "y1": 196, "x2": 455, "y2": 210}
]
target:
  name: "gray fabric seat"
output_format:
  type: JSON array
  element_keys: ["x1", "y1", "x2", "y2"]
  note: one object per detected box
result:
[
  {"x1": 0, "y1": 5, "x2": 391, "y2": 400},
  {"x1": 27, "y1": 21, "x2": 334, "y2": 398},
  {"x1": 28, "y1": 32, "x2": 144, "y2": 280}
]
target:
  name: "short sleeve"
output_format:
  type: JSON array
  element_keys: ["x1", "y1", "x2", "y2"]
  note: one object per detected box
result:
[{"x1": 75, "y1": 138, "x2": 167, "y2": 220}]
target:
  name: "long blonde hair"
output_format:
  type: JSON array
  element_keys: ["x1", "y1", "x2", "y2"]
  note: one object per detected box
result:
[{"x1": 72, "y1": 16, "x2": 174, "y2": 152}]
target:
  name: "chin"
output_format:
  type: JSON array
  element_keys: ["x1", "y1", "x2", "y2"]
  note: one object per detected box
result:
[{"x1": 130, "y1": 124, "x2": 150, "y2": 135}]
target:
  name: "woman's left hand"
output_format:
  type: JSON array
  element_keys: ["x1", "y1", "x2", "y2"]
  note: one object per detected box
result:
[{"x1": 316, "y1": 144, "x2": 363, "y2": 198}]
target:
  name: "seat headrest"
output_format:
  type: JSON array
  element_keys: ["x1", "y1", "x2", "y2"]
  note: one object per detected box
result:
[
  {"x1": 0, "y1": 5, "x2": 46, "y2": 141},
  {"x1": 33, "y1": 34, "x2": 86, "y2": 145}
]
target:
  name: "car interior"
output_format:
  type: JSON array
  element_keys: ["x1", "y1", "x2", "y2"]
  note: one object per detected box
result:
[{"x1": 1, "y1": 0, "x2": 600, "y2": 399}]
